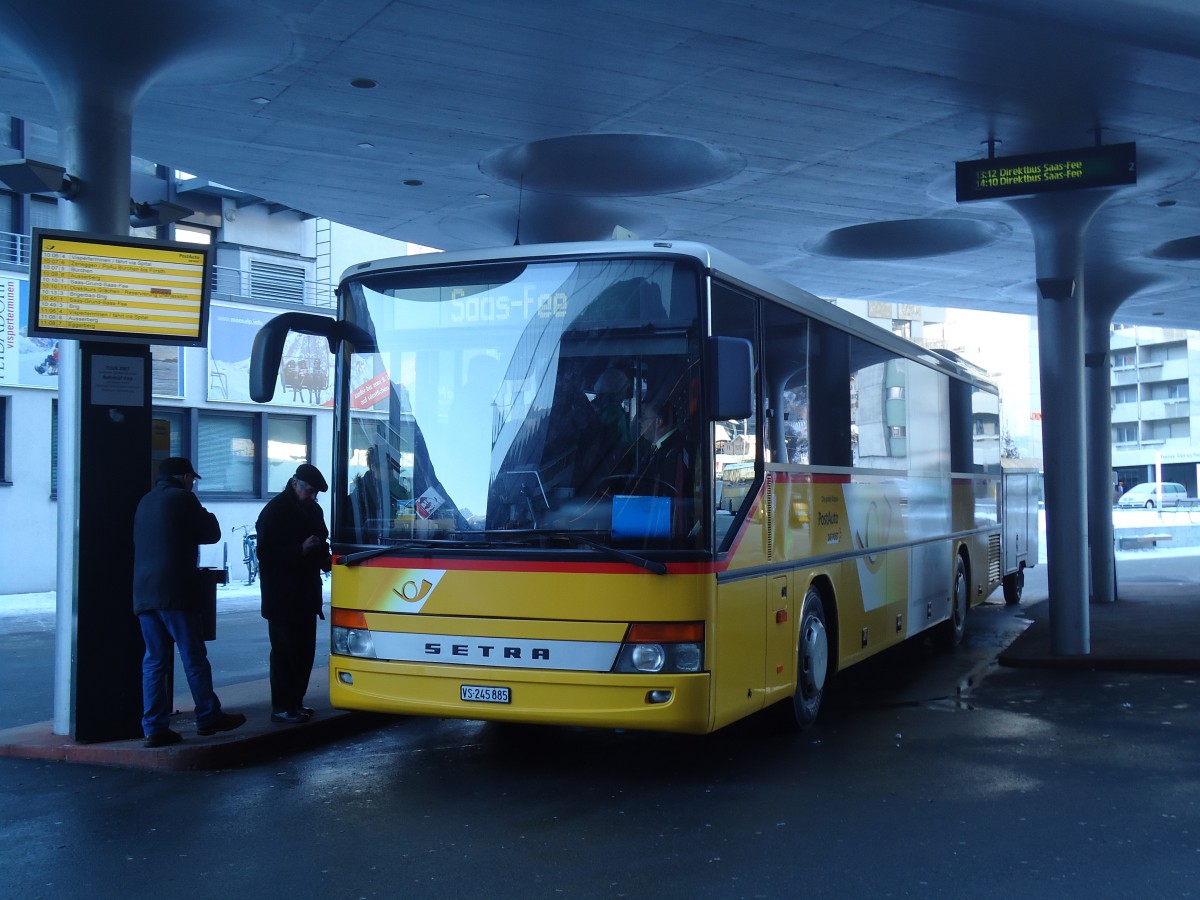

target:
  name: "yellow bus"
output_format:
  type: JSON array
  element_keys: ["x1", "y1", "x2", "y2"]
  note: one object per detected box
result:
[{"x1": 250, "y1": 241, "x2": 1011, "y2": 733}]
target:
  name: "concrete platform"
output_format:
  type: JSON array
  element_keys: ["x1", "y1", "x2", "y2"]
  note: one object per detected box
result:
[
  {"x1": 999, "y1": 580, "x2": 1200, "y2": 673},
  {"x1": 0, "y1": 667, "x2": 387, "y2": 771}
]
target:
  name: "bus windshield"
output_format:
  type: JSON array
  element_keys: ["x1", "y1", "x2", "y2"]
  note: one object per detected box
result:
[{"x1": 335, "y1": 256, "x2": 705, "y2": 552}]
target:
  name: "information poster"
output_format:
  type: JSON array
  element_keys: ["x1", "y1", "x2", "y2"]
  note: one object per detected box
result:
[
  {"x1": 207, "y1": 302, "x2": 335, "y2": 408},
  {"x1": 1, "y1": 274, "x2": 59, "y2": 388}
]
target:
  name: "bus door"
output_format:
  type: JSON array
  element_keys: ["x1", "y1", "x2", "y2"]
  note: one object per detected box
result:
[
  {"x1": 713, "y1": 574, "x2": 769, "y2": 729},
  {"x1": 764, "y1": 572, "x2": 794, "y2": 693}
]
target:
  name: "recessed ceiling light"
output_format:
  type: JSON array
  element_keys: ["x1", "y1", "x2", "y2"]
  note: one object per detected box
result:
[
  {"x1": 252, "y1": 97, "x2": 271, "y2": 105},
  {"x1": 1156, "y1": 199, "x2": 1177, "y2": 207},
  {"x1": 1152, "y1": 311, "x2": 1165, "y2": 316},
  {"x1": 350, "y1": 78, "x2": 378, "y2": 89},
  {"x1": 357, "y1": 142, "x2": 374, "y2": 149},
  {"x1": 403, "y1": 179, "x2": 423, "y2": 187},
  {"x1": 475, "y1": 192, "x2": 491, "y2": 199}
]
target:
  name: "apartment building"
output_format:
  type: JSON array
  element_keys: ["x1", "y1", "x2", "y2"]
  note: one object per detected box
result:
[{"x1": 1110, "y1": 325, "x2": 1199, "y2": 495}]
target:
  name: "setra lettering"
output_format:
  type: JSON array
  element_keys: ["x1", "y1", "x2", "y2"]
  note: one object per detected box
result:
[{"x1": 423, "y1": 641, "x2": 550, "y2": 661}]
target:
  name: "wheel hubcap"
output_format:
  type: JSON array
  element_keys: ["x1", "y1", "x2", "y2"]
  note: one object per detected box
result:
[{"x1": 801, "y1": 615, "x2": 828, "y2": 695}]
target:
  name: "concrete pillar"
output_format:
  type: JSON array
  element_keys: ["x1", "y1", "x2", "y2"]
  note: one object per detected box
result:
[
  {"x1": 1010, "y1": 191, "x2": 1117, "y2": 655},
  {"x1": 1085, "y1": 313, "x2": 1117, "y2": 604}
]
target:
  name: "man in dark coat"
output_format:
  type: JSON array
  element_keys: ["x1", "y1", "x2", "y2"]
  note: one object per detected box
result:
[
  {"x1": 256, "y1": 462, "x2": 332, "y2": 724},
  {"x1": 133, "y1": 456, "x2": 246, "y2": 747}
]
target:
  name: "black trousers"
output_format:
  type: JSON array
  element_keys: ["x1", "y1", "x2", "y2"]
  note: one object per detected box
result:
[{"x1": 268, "y1": 615, "x2": 318, "y2": 713}]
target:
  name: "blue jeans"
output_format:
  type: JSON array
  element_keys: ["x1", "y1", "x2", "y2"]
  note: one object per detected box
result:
[{"x1": 138, "y1": 609, "x2": 222, "y2": 736}]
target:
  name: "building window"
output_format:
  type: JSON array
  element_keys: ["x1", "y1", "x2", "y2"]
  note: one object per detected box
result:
[
  {"x1": 50, "y1": 398, "x2": 58, "y2": 498},
  {"x1": 0, "y1": 395, "x2": 9, "y2": 484},
  {"x1": 23, "y1": 121, "x2": 58, "y2": 163},
  {"x1": 29, "y1": 195, "x2": 59, "y2": 231},
  {"x1": 1112, "y1": 385, "x2": 1136, "y2": 405},
  {"x1": 197, "y1": 412, "x2": 256, "y2": 495},
  {"x1": 0, "y1": 192, "x2": 16, "y2": 266},
  {"x1": 150, "y1": 345, "x2": 183, "y2": 398},
  {"x1": 1111, "y1": 350, "x2": 1135, "y2": 369},
  {"x1": 267, "y1": 415, "x2": 311, "y2": 493},
  {"x1": 152, "y1": 407, "x2": 189, "y2": 458},
  {"x1": 195, "y1": 411, "x2": 313, "y2": 498},
  {"x1": 1113, "y1": 423, "x2": 1138, "y2": 444}
]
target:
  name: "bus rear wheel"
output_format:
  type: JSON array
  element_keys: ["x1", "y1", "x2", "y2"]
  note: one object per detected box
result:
[
  {"x1": 775, "y1": 586, "x2": 829, "y2": 731},
  {"x1": 941, "y1": 555, "x2": 969, "y2": 648},
  {"x1": 1002, "y1": 565, "x2": 1024, "y2": 605}
]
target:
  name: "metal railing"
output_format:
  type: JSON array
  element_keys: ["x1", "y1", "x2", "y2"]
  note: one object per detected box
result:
[
  {"x1": 0, "y1": 230, "x2": 30, "y2": 268},
  {"x1": 210, "y1": 264, "x2": 336, "y2": 309}
]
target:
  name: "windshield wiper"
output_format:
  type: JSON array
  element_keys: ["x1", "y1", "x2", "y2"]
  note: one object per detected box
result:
[
  {"x1": 337, "y1": 539, "x2": 487, "y2": 566},
  {"x1": 474, "y1": 529, "x2": 667, "y2": 575},
  {"x1": 338, "y1": 531, "x2": 668, "y2": 575}
]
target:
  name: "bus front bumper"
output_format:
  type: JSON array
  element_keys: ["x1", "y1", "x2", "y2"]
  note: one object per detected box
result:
[{"x1": 329, "y1": 656, "x2": 714, "y2": 734}]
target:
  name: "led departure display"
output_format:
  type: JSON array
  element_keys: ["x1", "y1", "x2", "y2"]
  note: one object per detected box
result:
[{"x1": 956, "y1": 142, "x2": 1136, "y2": 202}]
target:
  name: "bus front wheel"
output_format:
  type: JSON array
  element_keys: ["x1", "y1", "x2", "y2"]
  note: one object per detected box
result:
[{"x1": 783, "y1": 587, "x2": 829, "y2": 730}]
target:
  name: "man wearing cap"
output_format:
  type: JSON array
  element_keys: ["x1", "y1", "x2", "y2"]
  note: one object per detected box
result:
[
  {"x1": 133, "y1": 457, "x2": 247, "y2": 747},
  {"x1": 256, "y1": 462, "x2": 332, "y2": 724}
]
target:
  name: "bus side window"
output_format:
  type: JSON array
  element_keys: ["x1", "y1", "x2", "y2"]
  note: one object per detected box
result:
[
  {"x1": 763, "y1": 302, "x2": 809, "y2": 464},
  {"x1": 710, "y1": 283, "x2": 760, "y2": 540}
]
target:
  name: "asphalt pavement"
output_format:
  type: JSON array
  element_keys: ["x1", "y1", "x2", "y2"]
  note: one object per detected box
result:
[{"x1": 0, "y1": 546, "x2": 1196, "y2": 771}]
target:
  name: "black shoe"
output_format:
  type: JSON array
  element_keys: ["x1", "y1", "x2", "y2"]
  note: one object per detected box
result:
[
  {"x1": 144, "y1": 729, "x2": 182, "y2": 748},
  {"x1": 300, "y1": 706, "x2": 315, "y2": 718},
  {"x1": 196, "y1": 711, "x2": 247, "y2": 736},
  {"x1": 271, "y1": 710, "x2": 311, "y2": 724}
]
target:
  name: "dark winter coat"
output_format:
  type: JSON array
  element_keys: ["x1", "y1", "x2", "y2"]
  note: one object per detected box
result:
[
  {"x1": 256, "y1": 484, "x2": 331, "y2": 621},
  {"x1": 132, "y1": 475, "x2": 221, "y2": 613}
]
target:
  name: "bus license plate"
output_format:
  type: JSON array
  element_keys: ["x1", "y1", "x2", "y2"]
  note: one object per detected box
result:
[{"x1": 460, "y1": 685, "x2": 511, "y2": 704}]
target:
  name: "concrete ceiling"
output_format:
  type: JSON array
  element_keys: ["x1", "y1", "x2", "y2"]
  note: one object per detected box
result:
[{"x1": 2, "y1": 0, "x2": 1200, "y2": 327}]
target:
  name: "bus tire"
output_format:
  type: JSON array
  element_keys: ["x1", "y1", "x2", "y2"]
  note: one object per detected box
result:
[
  {"x1": 941, "y1": 555, "x2": 969, "y2": 648},
  {"x1": 1002, "y1": 565, "x2": 1024, "y2": 606},
  {"x1": 774, "y1": 586, "x2": 830, "y2": 731}
]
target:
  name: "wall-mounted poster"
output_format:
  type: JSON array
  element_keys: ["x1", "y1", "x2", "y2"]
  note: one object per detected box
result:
[
  {"x1": 1, "y1": 274, "x2": 61, "y2": 388},
  {"x1": 207, "y1": 301, "x2": 335, "y2": 407}
]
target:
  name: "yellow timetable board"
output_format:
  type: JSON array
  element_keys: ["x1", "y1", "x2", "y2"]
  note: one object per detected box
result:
[{"x1": 29, "y1": 228, "x2": 213, "y2": 347}]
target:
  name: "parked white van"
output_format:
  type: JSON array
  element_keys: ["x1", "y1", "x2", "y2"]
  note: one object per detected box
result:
[{"x1": 1117, "y1": 482, "x2": 1188, "y2": 509}]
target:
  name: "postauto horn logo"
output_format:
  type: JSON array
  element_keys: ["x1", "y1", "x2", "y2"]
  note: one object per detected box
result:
[{"x1": 389, "y1": 570, "x2": 445, "y2": 613}]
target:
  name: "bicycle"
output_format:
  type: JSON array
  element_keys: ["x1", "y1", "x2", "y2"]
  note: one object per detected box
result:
[{"x1": 233, "y1": 525, "x2": 258, "y2": 585}]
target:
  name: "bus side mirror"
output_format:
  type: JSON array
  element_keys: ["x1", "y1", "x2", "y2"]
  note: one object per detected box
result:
[
  {"x1": 706, "y1": 336, "x2": 753, "y2": 421},
  {"x1": 249, "y1": 312, "x2": 376, "y2": 403}
]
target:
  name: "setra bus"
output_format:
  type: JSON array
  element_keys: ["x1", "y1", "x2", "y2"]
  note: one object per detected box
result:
[{"x1": 249, "y1": 240, "x2": 1025, "y2": 734}]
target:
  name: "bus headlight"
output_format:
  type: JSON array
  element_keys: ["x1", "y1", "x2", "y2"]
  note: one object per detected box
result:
[
  {"x1": 613, "y1": 623, "x2": 704, "y2": 674},
  {"x1": 331, "y1": 609, "x2": 377, "y2": 658},
  {"x1": 631, "y1": 643, "x2": 666, "y2": 672},
  {"x1": 331, "y1": 625, "x2": 377, "y2": 658}
]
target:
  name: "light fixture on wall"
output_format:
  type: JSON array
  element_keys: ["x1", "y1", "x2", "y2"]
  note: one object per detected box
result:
[
  {"x1": 0, "y1": 158, "x2": 78, "y2": 197},
  {"x1": 129, "y1": 199, "x2": 193, "y2": 228}
]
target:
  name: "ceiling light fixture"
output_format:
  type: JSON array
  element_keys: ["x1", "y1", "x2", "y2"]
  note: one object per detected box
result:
[
  {"x1": 350, "y1": 77, "x2": 378, "y2": 89},
  {"x1": 252, "y1": 97, "x2": 271, "y2": 105},
  {"x1": 403, "y1": 179, "x2": 423, "y2": 187}
]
